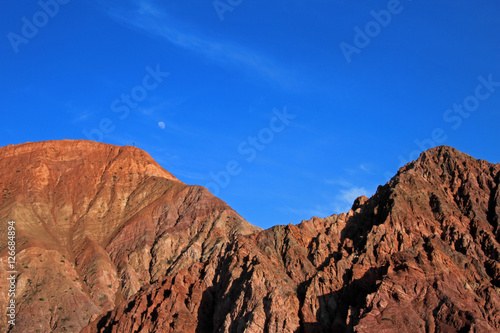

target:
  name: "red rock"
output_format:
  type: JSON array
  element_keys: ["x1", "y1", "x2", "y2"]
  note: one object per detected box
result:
[
  {"x1": 1, "y1": 141, "x2": 499, "y2": 332},
  {"x1": 0, "y1": 140, "x2": 259, "y2": 332}
]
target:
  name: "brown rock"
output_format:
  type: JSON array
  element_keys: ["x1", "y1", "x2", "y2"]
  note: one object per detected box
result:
[
  {"x1": 84, "y1": 146, "x2": 500, "y2": 333},
  {"x1": 1, "y1": 141, "x2": 499, "y2": 332},
  {"x1": 0, "y1": 140, "x2": 259, "y2": 332}
]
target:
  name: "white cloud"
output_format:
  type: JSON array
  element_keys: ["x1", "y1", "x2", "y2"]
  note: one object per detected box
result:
[
  {"x1": 284, "y1": 204, "x2": 335, "y2": 220},
  {"x1": 97, "y1": 0, "x2": 297, "y2": 89},
  {"x1": 344, "y1": 163, "x2": 373, "y2": 175},
  {"x1": 359, "y1": 163, "x2": 371, "y2": 173},
  {"x1": 73, "y1": 111, "x2": 91, "y2": 122},
  {"x1": 338, "y1": 186, "x2": 367, "y2": 204},
  {"x1": 282, "y1": 185, "x2": 369, "y2": 221},
  {"x1": 64, "y1": 101, "x2": 99, "y2": 124}
]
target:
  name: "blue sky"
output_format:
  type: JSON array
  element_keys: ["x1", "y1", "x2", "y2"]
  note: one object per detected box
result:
[{"x1": 1, "y1": 0, "x2": 499, "y2": 229}]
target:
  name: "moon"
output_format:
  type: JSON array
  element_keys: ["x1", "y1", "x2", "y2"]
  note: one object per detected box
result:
[{"x1": 158, "y1": 122, "x2": 166, "y2": 129}]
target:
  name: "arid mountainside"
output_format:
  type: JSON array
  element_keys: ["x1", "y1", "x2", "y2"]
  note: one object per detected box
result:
[
  {"x1": 0, "y1": 140, "x2": 259, "y2": 332},
  {"x1": 83, "y1": 145, "x2": 500, "y2": 333},
  {"x1": 0, "y1": 141, "x2": 499, "y2": 332}
]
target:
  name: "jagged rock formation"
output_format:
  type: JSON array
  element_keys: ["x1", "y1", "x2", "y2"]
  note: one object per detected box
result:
[
  {"x1": 0, "y1": 141, "x2": 499, "y2": 332},
  {"x1": 83, "y1": 146, "x2": 500, "y2": 333}
]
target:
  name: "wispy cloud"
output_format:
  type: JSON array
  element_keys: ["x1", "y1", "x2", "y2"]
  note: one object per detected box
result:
[
  {"x1": 73, "y1": 111, "x2": 92, "y2": 122},
  {"x1": 96, "y1": 0, "x2": 297, "y2": 89},
  {"x1": 345, "y1": 163, "x2": 373, "y2": 175},
  {"x1": 64, "y1": 100, "x2": 98, "y2": 124},
  {"x1": 324, "y1": 177, "x2": 352, "y2": 187},
  {"x1": 137, "y1": 101, "x2": 169, "y2": 116},
  {"x1": 338, "y1": 186, "x2": 367, "y2": 205},
  {"x1": 359, "y1": 163, "x2": 371, "y2": 173},
  {"x1": 331, "y1": 178, "x2": 370, "y2": 211},
  {"x1": 283, "y1": 185, "x2": 369, "y2": 220},
  {"x1": 284, "y1": 204, "x2": 335, "y2": 220},
  {"x1": 137, "y1": 97, "x2": 186, "y2": 117}
]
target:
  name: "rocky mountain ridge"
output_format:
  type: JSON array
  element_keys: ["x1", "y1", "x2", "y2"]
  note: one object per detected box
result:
[{"x1": 0, "y1": 141, "x2": 499, "y2": 332}]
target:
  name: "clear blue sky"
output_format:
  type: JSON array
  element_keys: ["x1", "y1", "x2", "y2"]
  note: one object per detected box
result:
[{"x1": 1, "y1": 0, "x2": 499, "y2": 229}]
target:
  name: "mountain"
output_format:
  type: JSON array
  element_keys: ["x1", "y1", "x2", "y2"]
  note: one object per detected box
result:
[
  {"x1": 0, "y1": 140, "x2": 259, "y2": 332},
  {"x1": 1, "y1": 141, "x2": 499, "y2": 332}
]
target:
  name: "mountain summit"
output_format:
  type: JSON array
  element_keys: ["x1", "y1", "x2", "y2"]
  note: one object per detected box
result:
[{"x1": 1, "y1": 141, "x2": 499, "y2": 332}]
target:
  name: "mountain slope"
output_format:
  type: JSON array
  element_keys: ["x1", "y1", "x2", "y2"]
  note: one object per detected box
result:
[
  {"x1": 1, "y1": 141, "x2": 499, "y2": 332},
  {"x1": 0, "y1": 140, "x2": 260, "y2": 332},
  {"x1": 83, "y1": 146, "x2": 500, "y2": 332}
]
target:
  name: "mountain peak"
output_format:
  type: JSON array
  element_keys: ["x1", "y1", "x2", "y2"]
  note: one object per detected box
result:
[
  {"x1": 1, "y1": 141, "x2": 499, "y2": 332},
  {"x1": 0, "y1": 139, "x2": 180, "y2": 183},
  {"x1": 419, "y1": 145, "x2": 473, "y2": 164},
  {"x1": 0, "y1": 140, "x2": 260, "y2": 332}
]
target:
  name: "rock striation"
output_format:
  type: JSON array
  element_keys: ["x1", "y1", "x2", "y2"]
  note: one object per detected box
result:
[
  {"x1": 0, "y1": 141, "x2": 499, "y2": 332},
  {"x1": 0, "y1": 140, "x2": 259, "y2": 332}
]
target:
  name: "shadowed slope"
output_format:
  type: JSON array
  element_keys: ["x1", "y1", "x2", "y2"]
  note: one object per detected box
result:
[{"x1": 84, "y1": 146, "x2": 500, "y2": 333}]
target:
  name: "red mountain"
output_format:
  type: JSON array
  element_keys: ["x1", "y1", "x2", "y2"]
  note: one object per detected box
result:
[
  {"x1": 1, "y1": 141, "x2": 499, "y2": 332},
  {"x1": 0, "y1": 140, "x2": 259, "y2": 332}
]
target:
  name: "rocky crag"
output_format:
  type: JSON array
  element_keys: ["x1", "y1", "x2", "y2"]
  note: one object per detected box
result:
[{"x1": 0, "y1": 141, "x2": 499, "y2": 332}]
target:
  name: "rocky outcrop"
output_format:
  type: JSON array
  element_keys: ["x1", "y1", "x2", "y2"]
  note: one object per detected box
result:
[
  {"x1": 1, "y1": 141, "x2": 499, "y2": 332},
  {"x1": 84, "y1": 146, "x2": 500, "y2": 332}
]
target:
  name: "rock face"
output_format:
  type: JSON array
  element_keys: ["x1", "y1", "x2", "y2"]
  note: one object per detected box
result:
[
  {"x1": 0, "y1": 140, "x2": 259, "y2": 332},
  {"x1": 0, "y1": 141, "x2": 499, "y2": 332}
]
